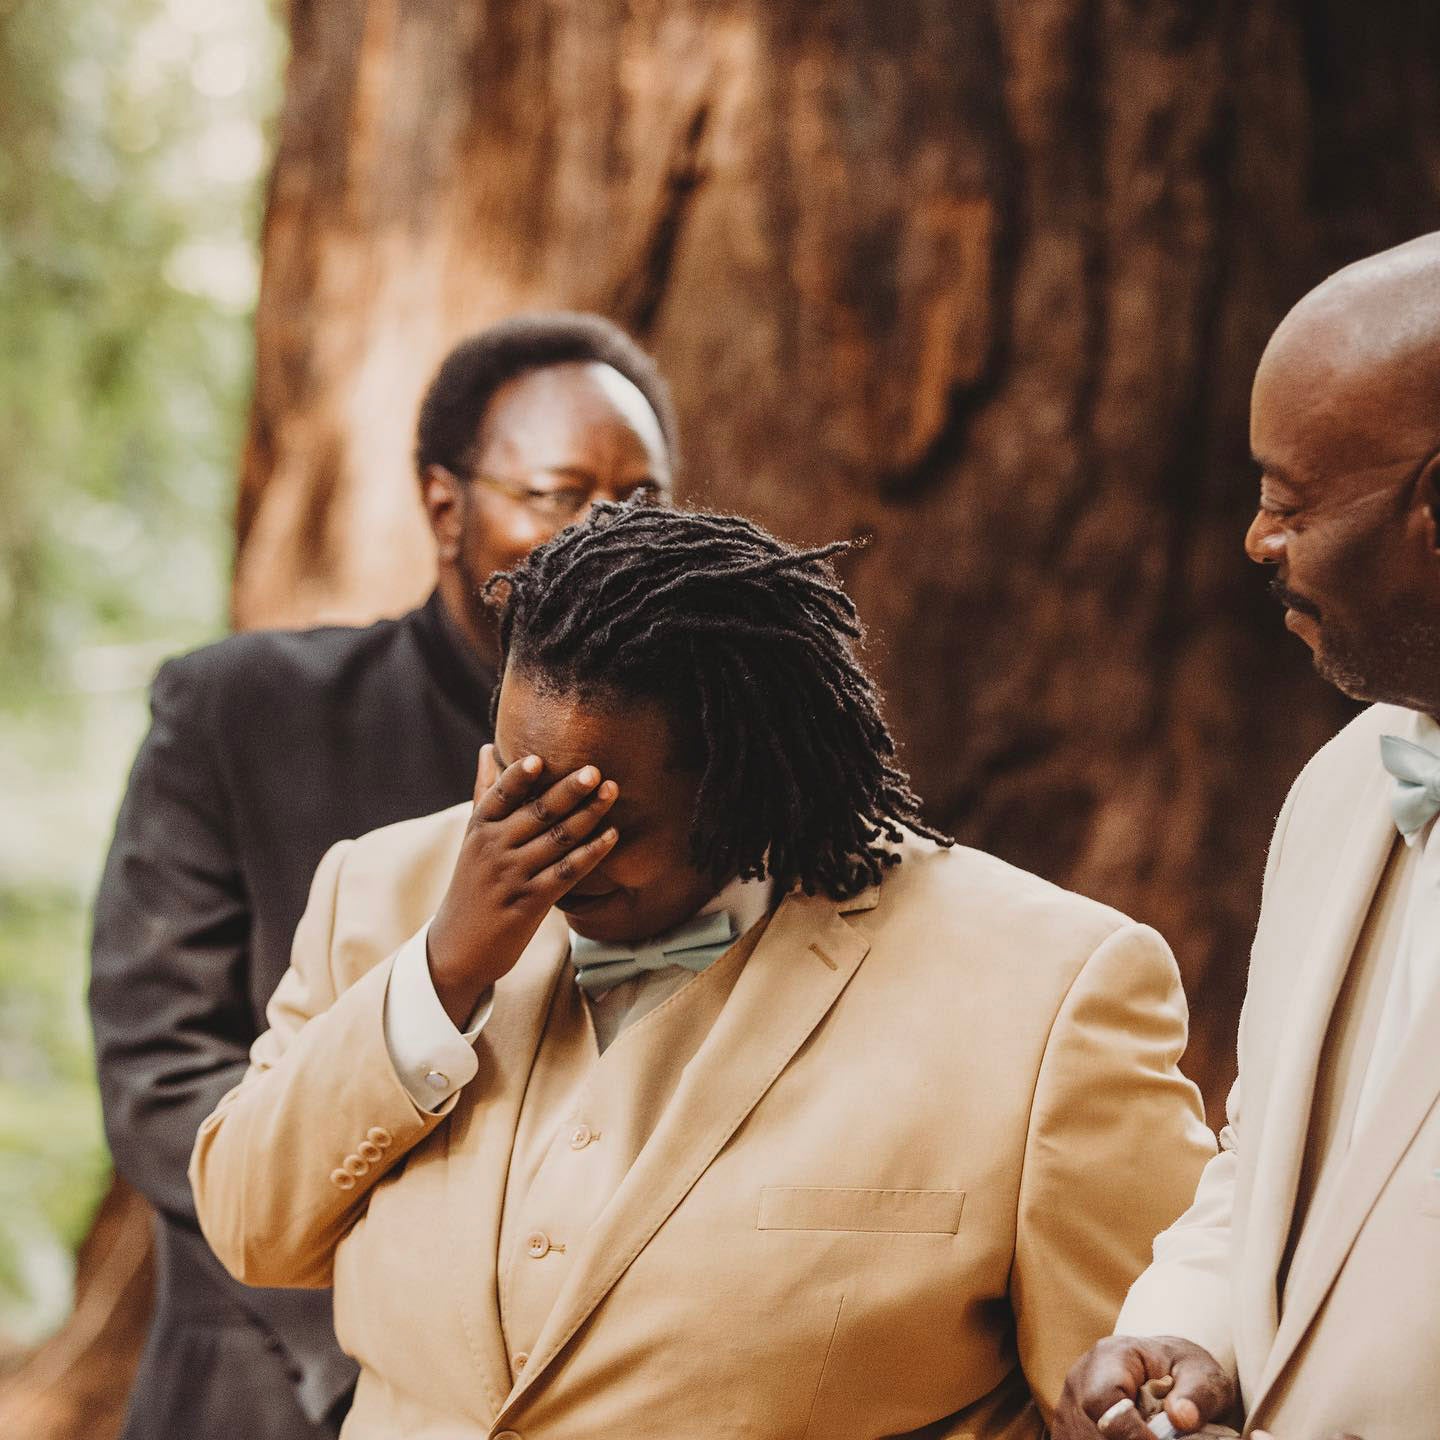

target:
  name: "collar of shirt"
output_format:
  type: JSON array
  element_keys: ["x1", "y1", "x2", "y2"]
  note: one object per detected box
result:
[
  {"x1": 567, "y1": 871, "x2": 777, "y2": 1002},
  {"x1": 412, "y1": 588, "x2": 497, "y2": 726}
]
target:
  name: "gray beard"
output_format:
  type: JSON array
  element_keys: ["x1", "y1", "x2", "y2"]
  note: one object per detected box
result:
[{"x1": 1314, "y1": 606, "x2": 1440, "y2": 713}]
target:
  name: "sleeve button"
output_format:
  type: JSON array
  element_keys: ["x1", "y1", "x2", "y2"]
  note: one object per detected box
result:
[
  {"x1": 330, "y1": 1168, "x2": 356, "y2": 1190},
  {"x1": 366, "y1": 1127, "x2": 392, "y2": 1147},
  {"x1": 357, "y1": 1140, "x2": 382, "y2": 1163},
  {"x1": 343, "y1": 1154, "x2": 369, "y2": 1178},
  {"x1": 425, "y1": 1070, "x2": 450, "y2": 1093}
]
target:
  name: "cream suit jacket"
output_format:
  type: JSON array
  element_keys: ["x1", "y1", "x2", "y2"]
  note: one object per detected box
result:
[
  {"x1": 1119, "y1": 703, "x2": 1440, "y2": 1438},
  {"x1": 192, "y1": 813, "x2": 1213, "y2": 1440}
]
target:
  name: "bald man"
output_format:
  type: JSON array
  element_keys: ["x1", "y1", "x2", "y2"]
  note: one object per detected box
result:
[{"x1": 1053, "y1": 235, "x2": 1440, "y2": 1440}]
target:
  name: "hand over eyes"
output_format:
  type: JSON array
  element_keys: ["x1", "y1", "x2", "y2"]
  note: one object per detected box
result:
[{"x1": 425, "y1": 744, "x2": 619, "y2": 1026}]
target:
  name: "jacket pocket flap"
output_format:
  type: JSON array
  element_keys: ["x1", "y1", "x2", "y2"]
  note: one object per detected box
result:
[{"x1": 757, "y1": 1185, "x2": 965, "y2": 1234}]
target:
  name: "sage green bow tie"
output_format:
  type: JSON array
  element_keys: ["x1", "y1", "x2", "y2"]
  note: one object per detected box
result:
[
  {"x1": 571, "y1": 908, "x2": 738, "y2": 995},
  {"x1": 1380, "y1": 733, "x2": 1440, "y2": 843}
]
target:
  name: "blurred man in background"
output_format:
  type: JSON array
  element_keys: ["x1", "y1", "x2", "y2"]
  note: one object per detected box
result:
[
  {"x1": 1055, "y1": 233, "x2": 1440, "y2": 1440},
  {"x1": 89, "y1": 312, "x2": 677, "y2": 1440}
]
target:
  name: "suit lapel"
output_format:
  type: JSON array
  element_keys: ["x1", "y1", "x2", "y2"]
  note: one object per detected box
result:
[
  {"x1": 1236, "y1": 767, "x2": 1395, "y2": 1381},
  {"x1": 443, "y1": 912, "x2": 571, "y2": 1419},
  {"x1": 1252, "y1": 876, "x2": 1440, "y2": 1413},
  {"x1": 495, "y1": 886, "x2": 874, "y2": 1418}
]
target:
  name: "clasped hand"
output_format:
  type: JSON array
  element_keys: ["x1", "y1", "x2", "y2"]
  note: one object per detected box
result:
[
  {"x1": 426, "y1": 744, "x2": 619, "y2": 1027},
  {"x1": 1054, "y1": 1335, "x2": 1361, "y2": 1440}
]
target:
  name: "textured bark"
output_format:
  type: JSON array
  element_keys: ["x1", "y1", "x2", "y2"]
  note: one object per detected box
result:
[
  {"x1": 0, "y1": 1178, "x2": 153, "y2": 1440},
  {"x1": 234, "y1": 0, "x2": 1440, "y2": 1117}
]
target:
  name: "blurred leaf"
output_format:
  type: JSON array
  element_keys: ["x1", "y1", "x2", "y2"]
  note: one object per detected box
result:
[{"x1": 0, "y1": 0, "x2": 282, "y2": 1342}]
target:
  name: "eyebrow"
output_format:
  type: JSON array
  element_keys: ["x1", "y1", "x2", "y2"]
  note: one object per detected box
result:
[
  {"x1": 527, "y1": 465, "x2": 667, "y2": 487},
  {"x1": 1251, "y1": 452, "x2": 1296, "y2": 485}
]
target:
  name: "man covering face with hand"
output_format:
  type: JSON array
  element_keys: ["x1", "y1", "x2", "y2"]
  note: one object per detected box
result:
[{"x1": 190, "y1": 502, "x2": 1212, "y2": 1440}]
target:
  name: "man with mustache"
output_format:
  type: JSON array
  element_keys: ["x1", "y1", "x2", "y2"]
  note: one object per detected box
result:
[
  {"x1": 1054, "y1": 234, "x2": 1440, "y2": 1440},
  {"x1": 89, "y1": 313, "x2": 675, "y2": 1440}
]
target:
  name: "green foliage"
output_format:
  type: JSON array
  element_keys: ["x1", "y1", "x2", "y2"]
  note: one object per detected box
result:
[{"x1": 0, "y1": 0, "x2": 281, "y2": 1342}]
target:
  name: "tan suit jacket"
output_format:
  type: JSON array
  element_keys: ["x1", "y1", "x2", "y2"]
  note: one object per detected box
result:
[
  {"x1": 1119, "y1": 703, "x2": 1440, "y2": 1438},
  {"x1": 192, "y1": 813, "x2": 1213, "y2": 1440}
]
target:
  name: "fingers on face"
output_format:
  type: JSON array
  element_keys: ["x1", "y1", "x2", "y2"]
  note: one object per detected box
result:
[
  {"x1": 509, "y1": 765, "x2": 610, "y2": 845},
  {"x1": 532, "y1": 823, "x2": 619, "y2": 897},
  {"x1": 517, "y1": 778, "x2": 619, "y2": 867},
  {"x1": 476, "y1": 743, "x2": 498, "y2": 798},
  {"x1": 474, "y1": 750, "x2": 544, "y2": 821}
]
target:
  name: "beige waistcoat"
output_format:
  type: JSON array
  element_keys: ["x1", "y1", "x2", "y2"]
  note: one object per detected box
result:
[{"x1": 498, "y1": 928, "x2": 755, "y2": 1376}]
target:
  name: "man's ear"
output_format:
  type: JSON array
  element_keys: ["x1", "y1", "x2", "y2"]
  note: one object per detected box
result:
[{"x1": 422, "y1": 464, "x2": 464, "y2": 562}]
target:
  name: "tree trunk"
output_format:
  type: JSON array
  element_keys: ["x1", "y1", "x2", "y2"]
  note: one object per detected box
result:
[
  {"x1": 0, "y1": 1177, "x2": 153, "y2": 1440},
  {"x1": 18, "y1": 2, "x2": 1440, "y2": 1435},
  {"x1": 236, "y1": 0, "x2": 1440, "y2": 1116}
]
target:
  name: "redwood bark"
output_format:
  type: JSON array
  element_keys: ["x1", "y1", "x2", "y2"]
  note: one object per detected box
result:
[
  {"x1": 0, "y1": 1178, "x2": 152, "y2": 1440},
  {"x1": 234, "y1": 0, "x2": 1440, "y2": 1115},
  {"x1": 16, "y1": 2, "x2": 1440, "y2": 1433}
]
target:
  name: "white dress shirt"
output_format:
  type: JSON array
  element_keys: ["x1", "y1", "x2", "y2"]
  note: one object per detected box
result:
[
  {"x1": 383, "y1": 873, "x2": 775, "y2": 1112},
  {"x1": 1352, "y1": 708, "x2": 1440, "y2": 1136}
]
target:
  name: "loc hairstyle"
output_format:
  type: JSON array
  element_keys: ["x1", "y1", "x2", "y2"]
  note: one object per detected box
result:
[
  {"x1": 486, "y1": 501, "x2": 951, "y2": 901},
  {"x1": 413, "y1": 312, "x2": 679, "y2": 481}
]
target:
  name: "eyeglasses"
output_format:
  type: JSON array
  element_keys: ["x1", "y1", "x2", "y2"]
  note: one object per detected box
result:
[{"x1": 457, "y1": 469, "x2": 669, "y2": 524}]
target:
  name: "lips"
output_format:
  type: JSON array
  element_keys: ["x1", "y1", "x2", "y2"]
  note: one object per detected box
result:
[
  {"x1": 555, "y1": 888, "x2": 619, "y2": 914},
  {"x1": 1269, "y1": 575, "x2": 1320, "y2": 621}
]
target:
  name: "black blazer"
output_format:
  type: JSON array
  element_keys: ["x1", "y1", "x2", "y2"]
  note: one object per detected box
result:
[{"x1": 90, "y1": 592, "x2": 491, "y2": 1440}]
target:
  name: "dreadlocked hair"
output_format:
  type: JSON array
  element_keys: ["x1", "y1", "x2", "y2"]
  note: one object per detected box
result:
[{"x1": 485, "y1": 501, "x2": 951, "y2": 901}]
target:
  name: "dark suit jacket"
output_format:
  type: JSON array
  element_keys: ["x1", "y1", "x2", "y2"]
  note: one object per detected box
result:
[{"x1": 90, "y1": 592, "x2": 491, "y2": 1440}]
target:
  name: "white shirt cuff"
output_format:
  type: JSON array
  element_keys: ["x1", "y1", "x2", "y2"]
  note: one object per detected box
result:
[{"x1": 382, "y1": 920, "x2": 494, "y2": 1112}]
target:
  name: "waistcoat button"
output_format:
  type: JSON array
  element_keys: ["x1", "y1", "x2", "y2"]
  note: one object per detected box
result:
[
  {"x1": 569, "y1": 1123, "x2": 593, "y2": 1149},
  {"x1": 525, "y1": 1230, "x2": 551, "y2": 1258}
]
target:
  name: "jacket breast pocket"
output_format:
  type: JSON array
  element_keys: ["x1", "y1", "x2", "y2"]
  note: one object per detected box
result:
[{"x1": 756, "y1": 1185, "x2": 965, "y2": 1234}]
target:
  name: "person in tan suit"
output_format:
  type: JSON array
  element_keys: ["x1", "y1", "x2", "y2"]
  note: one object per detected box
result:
[
  {"x1": 191, "y1": 502, "x2": 1213, "y2": 1440},
  {"x1": 1055, "y1": 234, "x2": 1440, "y2": 1440}
]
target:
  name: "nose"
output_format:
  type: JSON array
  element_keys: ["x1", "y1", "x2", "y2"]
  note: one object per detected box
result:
[{"x1": 1245, "y1": 509, "x2": 1285, "y2": 565}]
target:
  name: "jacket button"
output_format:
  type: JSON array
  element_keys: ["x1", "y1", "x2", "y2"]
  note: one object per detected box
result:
[
  {"x1": 525, "y1": 1231, "x2": 551, "y2": 1258},
  {"x1": 568, "y1": 1123, "x2": 594, "y2": 1149},
  {"x1": 366, "y1": 1127, "x2": 392, "y2": 1147},
  {"x1": 330, "y1": 1168, "x2": 356, "y2": 1190},
  {"x1": 495, "y1": 1431, "x2": 522, "y2": 1440},
  {"x1": 357, "y1": 1139, "x2": 382, "y2": 1163}
]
